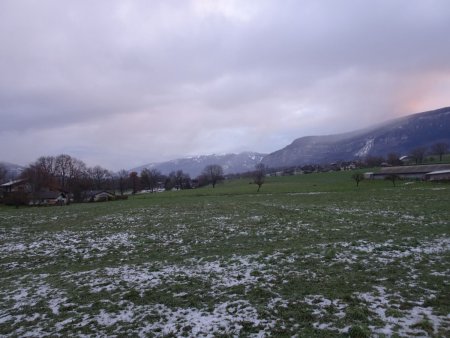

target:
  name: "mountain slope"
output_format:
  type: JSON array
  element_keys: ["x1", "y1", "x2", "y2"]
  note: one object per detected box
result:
[
  {"x1": 133, "y1": 152, "x2": 266, "y2": 177},
  {"x1": 262, "y1": 107, "x2": 450, "y2": 168},
  {"x1": 0, "y1": 162, "x2": 24, "y2": 180}
]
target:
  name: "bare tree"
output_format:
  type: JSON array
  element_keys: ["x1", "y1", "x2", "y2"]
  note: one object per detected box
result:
[
  {"x1": 21, "y1": 157, "x2": 59, "y2": 198},
  {"x1": 21, "y1": 164, "x2": 55, "y2": 198},
  {"x1": 431, "y1": 142, "x2": 449, "y2": 162},
  {"x1": 365, "y1": 156, "x2": 384, "y2": 167},
  {"x1": 88, "y1": 165, "x2": 111, "y2": 190},
  {"x1": 55, "y1": 154, "x2": 73, "y2": 190},
  {"x1": 36, "y1": 156, "x2": 57, "y2": 177},
  {"x1": 53, "y1": 154, "x2": 89, "y2": 203},
  {"x1": 385, "y1": 174, "x2": 399, "y2": 187},
  {"x1": 140, "y1": 169, "x2": 151, "y2": 191},
  {"x1": 387, "y1": 153, "x2": 402, "y2": 166},
  {"x1": 165, "y1": 170, "x2": 190, "y2": 190},
  {"x1": 116, "y1": 169, "x2": 129, "y2": 195},
  {"x1": 66, "y1": 158, "x2": 88, "y2": 203},
  {"x1": 165, "y1": 172, "x2": 176, "y2": 191},
  {"x1": 253, "y1": 163, "x2": 266, "y2": 192},
  {"x1": 175, "y1": 170, "x2": 192, "y2": 190},
  {"x1": 32, "y1": 156, "x2": 58, "y2": 188},
  {"x1": 148, "y1": 169, "x2": 162, "y2": 192},
  {"x1": 202, "y1": 164, "x2": 224, "y2": 188},
  {"x1": 140, "y1": 168, "x2": 162, "y2": 191},
  {"x1": 129, "y1": 171, "x2": 139, "y2": 194},
  {"x1": 410, "y1": 147, "x2": 427, "y2": 164},
  {"x1": 0, "y1": 164, "x2": 7, "y2": 184},
  {"x1": 351, "y1": 172, "x2": 364, "y2": 187}
]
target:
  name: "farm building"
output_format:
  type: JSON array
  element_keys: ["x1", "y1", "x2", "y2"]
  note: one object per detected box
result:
[
  {"x1": 29, "y1": 191, "x2": 68, "y2": 206},
  {"x1": 370, "y1": 164, "x2": 450, "y2": 180},
  {"x1": 424, "y1": 170, "x2": 450, "y2": 181},
  {"x1": 1, "y1": 179, "x2": 29, "y2": 194},
  {"x1": 363, "y1": 172, "x2": 374, "y2": 179},
  {"x1": 83, "y1": 190, "x2": 115, "y2": 202}
]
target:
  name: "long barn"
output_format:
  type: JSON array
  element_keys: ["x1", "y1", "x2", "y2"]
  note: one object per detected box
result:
[{"x1": 370, "y1": 164, "x2": 450, "y2": 180}]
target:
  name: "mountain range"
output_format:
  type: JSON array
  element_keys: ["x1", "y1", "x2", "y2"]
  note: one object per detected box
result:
[
  {"x1": 134, "y1": 107, "x2": 450, "y2": 175},
  {"x1": 132, "y1": 152, "x2": 266, "y2": 177},
  {"x1": 3, "y1": 107, "x2": 449, "y2": 177},
  {"x1": 0, "y1": 162, "x2": 24, "y2": 180},
  {"x1": 261, "y1": 106, "x2": 450, "y2": 168}
]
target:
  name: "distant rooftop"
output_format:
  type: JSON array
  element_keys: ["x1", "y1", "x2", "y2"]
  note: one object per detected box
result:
[
  {"x1": 0, "y1": 179, "x2": 27, "y2": 187},
  {"x1": 379, "y1": 164, "x2": 450, "y2": 174}
]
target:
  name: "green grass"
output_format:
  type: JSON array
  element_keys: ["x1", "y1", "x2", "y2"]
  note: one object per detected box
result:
[{"x1": 0, "y1": 171, "x2": 449, "y2": 337}]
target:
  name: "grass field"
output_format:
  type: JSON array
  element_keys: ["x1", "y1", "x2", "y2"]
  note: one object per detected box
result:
[{"x1": 1, "y1": 172, "x2": 449, "y2": 337}]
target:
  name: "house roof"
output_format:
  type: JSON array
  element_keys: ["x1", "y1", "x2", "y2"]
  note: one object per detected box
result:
[
  {"x1": 84, "y1": 190, "x2": 115, "y2": 197},
  {"x1": 379, "y1": 164, "x2": 450, "y2": 174},
  {"x1": 0, "y1": 179, "x2": 27, "y2": 187},
  {"x1": 425, "y1": 170, "x2": 450, "y2": 175},
  {"x1": 34, "y1": 191, "x2": 64, "y2": 199}
]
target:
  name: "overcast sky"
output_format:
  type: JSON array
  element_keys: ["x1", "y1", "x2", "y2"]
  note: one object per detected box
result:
[{"x1": 1, "y1": 0, "x2": 449, "y2": 170}]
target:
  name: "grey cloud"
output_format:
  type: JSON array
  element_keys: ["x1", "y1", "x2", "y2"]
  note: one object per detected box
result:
[{"x1": 1, "y1": 0, "x2": 449, "y2": 169}]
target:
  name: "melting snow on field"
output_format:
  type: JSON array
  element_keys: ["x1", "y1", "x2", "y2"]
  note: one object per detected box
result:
[{"x1": 356, "y1": 286, "x2": 450, "y2": 336}]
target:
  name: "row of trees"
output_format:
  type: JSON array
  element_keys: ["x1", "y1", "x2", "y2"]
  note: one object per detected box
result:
[
  {"x1": 20, "y1": 155, "x2": 118, "y2": 202},
  {"x1": 5, "y1": 141, "x2": 445, "y2": 200},
  {"x1": 409, "y1": 142, "x2": 448, "y2": 163},
  {"x1": 127, "y1": 164, "x2": 228, "y2": 193},
  {"x1": 0, "y1": 165, "x2": 7, "y2": 184},
  {"x1": 0, "y1": 155, "x2": 240, "y2": 204},
  {"x1": 364, "y1": 142, "x2": 449, "y2": 167}
]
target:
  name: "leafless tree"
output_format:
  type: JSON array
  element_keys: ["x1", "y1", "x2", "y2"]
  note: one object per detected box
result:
[
  {"x1": 253, "y1": 163, "x2": 266, "y2": 192},
  {"x1": 53, "y1": 154, "x2": 89, "y2": 203},
  {"x1": 410, "y1": 147, "x2": 427, "y2": 164},
  {"x1": 140, "y1": 168, "x2": 162, "y2": 191},
  {"x1": 88, "y1": 165, "x2": 111, "y2": 190},
  {"x1": 140, "y1": 169, "x2": 151, "y2": 191},
  {"x1": 431, "y1": 142, "x2": 449, "y2": 162},
  {"x1": 129, "y1": 171, "x2": 139, "y2": 194},
  {"x1": 365, "y1": 156, "x2": 384, "y2": 167},
  {"x1": 55, "y1": 154, "x2": 72, "y2": 189},
  {"x1": 351, "y1": 172, "x2": 364, "y2": 187},
  {"x1": 202, "y1": 164, "x2": 224, "y2": 188},
  {"x1": 165, "y1": 172, "x2": 176, "y2": 191},
  {"x1": 21, "y1": 157, "x2": 59, "y2": 197},
  {"x1": 21, "y1": 164, "x2": 52, "y2": 197},
  {"x1": 175, "y1": 170, "x2": 185, "y2": 190},
  {"x1": 386, "y1": 153, "x2": 402, "y2": 166},
  {"x1": 385, "y1": 174, "x2": 399, "y2": 187},
  {"x1": 116, "y1": 169, "x2": 129, "y2": 195},
  {"x1": 36, "y1": 156, "x2": 57, "y2": 177},
  {"x1": 147, "y1": 169, "x2": 162, "y2": 192},
  {"x1": 165, "y1": 170, "x2": 190, "y2": 190},
  {"x1": 0, "y1": 164, "x2": 7, "y2": 184}
]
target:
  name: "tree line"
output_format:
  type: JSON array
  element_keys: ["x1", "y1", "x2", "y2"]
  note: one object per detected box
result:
[
  {"x1": 0, "y1": 155, "x2": 243, "y2": 205},
  {"x1": 364, "y1": 142, "x2": 449, "y2": 167}
]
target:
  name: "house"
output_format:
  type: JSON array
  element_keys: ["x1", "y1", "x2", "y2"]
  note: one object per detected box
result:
[
  {"x1": 83, "y1": 190, "x2": 115, "y2": 202},
  {"x1": 29, "y1": 191, "x2": 68, "y2": 206},
  {"x1": 370, "y1": 164, "x2": 450, "y2": 180},
  {"x1": 399, "y1": 155, "x2": 416, "y2": 165},
  {"x1": 1, "y1": 179, "x2": 30, "y2": 198},
  {"x1": 363, "y1": 172, "x2": 374, "y2": 179},
  {"x1": 1, "y1": 179, "x2": 29, "y2": 193}
]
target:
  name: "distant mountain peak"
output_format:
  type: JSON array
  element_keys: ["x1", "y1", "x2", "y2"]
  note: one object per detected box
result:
[{"x1": 132, "y1": 152, "x2": 266, "y2": 177}]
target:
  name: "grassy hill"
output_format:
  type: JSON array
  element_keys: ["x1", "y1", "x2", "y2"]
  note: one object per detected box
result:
[{"x1": 1, "y1": 171, "x2": 449, "y2": 337}]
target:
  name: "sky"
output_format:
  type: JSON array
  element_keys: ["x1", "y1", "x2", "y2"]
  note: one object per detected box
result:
[{"x1": 1, "y1": 0, "x2": 450, "y2": 170}]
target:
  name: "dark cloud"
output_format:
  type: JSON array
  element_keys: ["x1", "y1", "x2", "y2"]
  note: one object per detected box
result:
[{"x1": 1, "y1": 0, "x2": 449, "y2": 169}]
